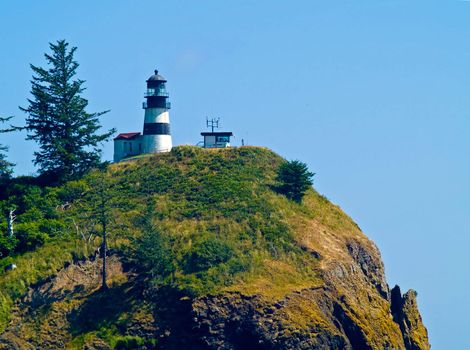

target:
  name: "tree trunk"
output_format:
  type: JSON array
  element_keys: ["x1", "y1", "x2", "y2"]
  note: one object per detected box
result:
[{"x1": 101, "y1": 223, "x2": 108, "y2": 290}]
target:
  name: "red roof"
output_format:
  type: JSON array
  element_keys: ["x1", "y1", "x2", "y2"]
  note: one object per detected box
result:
[{"x1": 114, "y1": 132, "x2": 141, "y2": 140}]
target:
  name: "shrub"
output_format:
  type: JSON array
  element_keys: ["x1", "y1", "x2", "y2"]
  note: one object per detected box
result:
[
  {"x1": 57, "y1": 179, "x2": 88, "y2": 203},
  {"x1": 114, "y1": 335, "x2": 146, "y2": 350},
  {"x1": 171, "y1": 145, "x2": 199, "y2": 160},
  {"x1": 0, "y1": 233, "x2": 17, "y2": 257},
  {"x1": 0, "y1": 256, "x2": 14, "y2": 272},
  {"x1": 14, "y1": 223, "x2": 48, "y2": 253},
  {"x1": 184, "y1": 236, "x2": 235, "y2": 273}
]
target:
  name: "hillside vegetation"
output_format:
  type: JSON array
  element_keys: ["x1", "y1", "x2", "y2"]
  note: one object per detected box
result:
[{"x1": 0, "y1": 146, "x2": 429, "y2": 349}]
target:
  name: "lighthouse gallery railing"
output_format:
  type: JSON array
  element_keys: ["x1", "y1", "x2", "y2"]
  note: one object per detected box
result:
[{"x1": 144, "y1": 89, "x2": 169, "y2": 97}]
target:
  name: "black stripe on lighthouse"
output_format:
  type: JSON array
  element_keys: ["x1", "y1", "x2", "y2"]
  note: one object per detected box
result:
[{"x1": 143, "y1": 123, "x2": 171, "y2": 135}]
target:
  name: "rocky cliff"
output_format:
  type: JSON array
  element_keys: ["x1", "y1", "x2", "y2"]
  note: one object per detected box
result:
[
  {"x1": 190, "y1": 208, "x2": 429, "y2": 349},
  {"x1": 0, "y1": 147, "x2": 429, "y2": 349}
]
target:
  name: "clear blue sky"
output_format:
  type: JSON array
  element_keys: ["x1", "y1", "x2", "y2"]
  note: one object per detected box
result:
[{"x1": 1, "y1": 1, "x2": 469, "y2": 348}]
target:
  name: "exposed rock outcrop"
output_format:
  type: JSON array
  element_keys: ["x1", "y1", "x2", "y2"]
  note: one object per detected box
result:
[
  {"x1": 391, "y1": 285, "x2": 430, "y2": 350},
  {"x1": 0, "y1": 255, "x2": 157, "y2": 350},
  {"x1": 189, "y1": 203, "x2": 430, "y2": 350}
]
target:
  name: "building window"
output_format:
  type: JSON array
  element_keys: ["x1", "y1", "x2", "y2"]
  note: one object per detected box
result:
[
  {"x1": 139, "y1": 143, "x2": 142, "y2": 152},
  {"x1": 216, "y1": 136, "x2": 230, "y2": 143},
  {"x1": 130, "y1": 142, "x2": 133, "y2": 152}
]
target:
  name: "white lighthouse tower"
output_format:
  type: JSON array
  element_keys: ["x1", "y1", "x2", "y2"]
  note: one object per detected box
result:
[{"x1": 142, "y1": 70, "x2": 172, "y2": 153}]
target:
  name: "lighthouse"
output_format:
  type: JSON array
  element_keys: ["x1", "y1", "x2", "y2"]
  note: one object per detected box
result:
[
  {"x1": 142, "y1": 70, "x2": 172, "y2": 153},
  {"x1": 113, "y1": 70, "x2": 172, "y2": 162}
]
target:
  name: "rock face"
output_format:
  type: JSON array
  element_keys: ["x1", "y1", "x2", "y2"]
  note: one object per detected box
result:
[
  {"x1": 191, "y1": 277, "x2": 429, "y2": 349},
  {"x1": 190, "y1": 224, "x2": 430, "y2": 349},
  {"x1": 193, "y1": 290, "x2": 351, "y2": 350},
  {"x1": 391, "y1": 286, "x2": 430, "y2": 350}
]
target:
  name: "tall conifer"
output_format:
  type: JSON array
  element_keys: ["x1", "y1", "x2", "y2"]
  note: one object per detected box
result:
[
  {"x1": 0, "y1": 116, "x2": 14, "y2": 179},
  {"x1": 20, "y1": 40, "x2": 115, "y2": 182},
  {"x1": 276, "y1": 160, "x2": 315, "y2": 203}
]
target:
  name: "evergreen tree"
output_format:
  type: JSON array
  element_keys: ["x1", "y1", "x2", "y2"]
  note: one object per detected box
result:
[
  {"x1": 20, "y1": 40, "x2": 115, "y2": 182},
  {"x1": 135, "y1": 224, "x2": 176, "y2": 284},
  {"x1": 276, "y1": 160, "x2": 315, "y2": 203},
  {"x1": 0, "y1": 116, "x2": 14, "y2": 179},
  {"x1": 134, "y1": 203, "x2": 176, "y2": 286}
]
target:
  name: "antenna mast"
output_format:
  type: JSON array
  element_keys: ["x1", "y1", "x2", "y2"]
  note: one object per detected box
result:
[{"x1": 206, "y1": 117, "x2": 220, "y2": 132}]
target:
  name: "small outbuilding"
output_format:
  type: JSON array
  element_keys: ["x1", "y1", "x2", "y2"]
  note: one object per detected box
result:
[
  {"x1": 200, "y1": 131, "x2": 233, "y2": 148},
  {"x1": 113, "y1": 132, "x2": 143, "y2": 162}
]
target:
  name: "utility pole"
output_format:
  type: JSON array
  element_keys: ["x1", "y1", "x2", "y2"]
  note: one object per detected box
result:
[{"x1": 7, "y1": 209, "x2": 16, "y2": 237}]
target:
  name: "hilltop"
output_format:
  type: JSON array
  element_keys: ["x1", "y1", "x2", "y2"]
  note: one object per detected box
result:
[{"x1": 0, "y1": 146, "x2": 429, "y2": 349}]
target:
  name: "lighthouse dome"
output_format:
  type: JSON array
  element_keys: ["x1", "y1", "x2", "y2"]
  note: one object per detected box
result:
[{"x1": 147, "y1": 70, "x2": 167, "y2": 82}]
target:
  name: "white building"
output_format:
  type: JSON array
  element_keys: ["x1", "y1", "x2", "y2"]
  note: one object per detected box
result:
[
  {"x1": 200, "y1": 131, "x2": 233, "y2": 148},
  {"x1": 113, "y1": 132, "x2": 142, "y2": 162}
]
